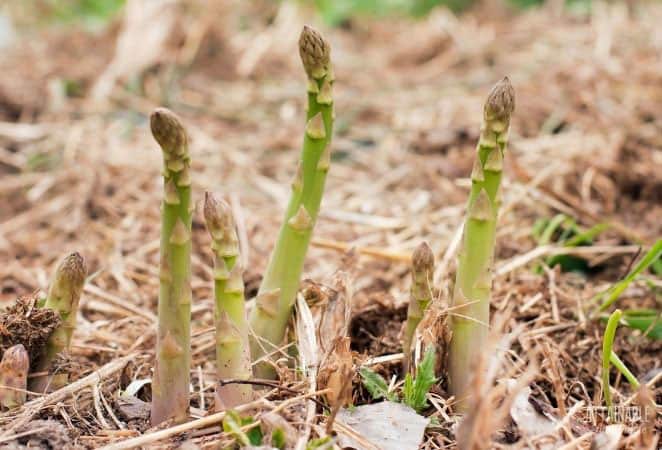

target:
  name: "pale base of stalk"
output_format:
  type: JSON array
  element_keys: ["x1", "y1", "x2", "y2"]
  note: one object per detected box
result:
[
  {"x1": 151, "y1": 196, "x2": 192, "y2": 425},
  {"x1": 448, "y1": 310, "x2": 488, "y2": 411},
  {"x1": 215, "y1": 288, "x2": 252, "y2": 409},
  {"x1": 403, "y1": 314, "x2": 423, "y2": 374},
  {"x1": 249, "y1": 219, "x2": 315, "y2": 379}
]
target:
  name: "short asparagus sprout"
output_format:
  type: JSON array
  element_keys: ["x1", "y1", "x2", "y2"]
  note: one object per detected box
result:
[
  {"x1": 248, "y1": 25, "x2": 334, "y2": 379},
  {"x1": 31, "y1": 252, "x2": 87, "y2": 393},
  {"x1": 403, "y1": 242, "x2": 434, "y2": 373},
  {"x1": 449, "y1": 78, "x2": 515, "y2": 410},
  {"x1": 150, "y1": 108, "x2": 193, "y2": 425},
  {"x1": 203, "y1": 192, "x2": 252, "y2": 409},
  {"x1": 0, "y1": 344, "x2": 29, "y2": 410}
]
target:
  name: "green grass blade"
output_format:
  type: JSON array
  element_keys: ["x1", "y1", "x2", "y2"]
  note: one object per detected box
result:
[
  {"x1": 602, "y1": 309, "x2": 621, "y2": 416},
  {"x1": 608, "y1": 351, "x2": 640, "y2": 390},
  {"x1": 597, "y1": 239, "x2": 662, "y2": 312},
  {"x1": 620, "y1": 309, "x2": 662, "y2": 340}
]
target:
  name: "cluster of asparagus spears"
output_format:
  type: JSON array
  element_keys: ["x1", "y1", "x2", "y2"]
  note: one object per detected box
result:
[
  {"x1": 1, "y1": 252, "x2": 87, "y2": 410},
  {"x1": 148, "y1": 25, "x2": 335, "y2": 424},
  {"x1": 0, "y1": 24, "x2": 517, "y2": 427},
  {"x1": 398, "y1": 78, "x2": 515, "y2": 415}
]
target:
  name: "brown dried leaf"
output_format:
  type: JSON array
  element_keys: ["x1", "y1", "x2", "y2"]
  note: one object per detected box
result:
[{"x1": 318, "y1": 337, "x2": 353, "y2": 409}]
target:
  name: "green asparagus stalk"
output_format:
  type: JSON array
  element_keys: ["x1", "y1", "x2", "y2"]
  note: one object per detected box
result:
[
  {"x1": 403, "y1": 242, "x2": 434, "y2": 374},
  {"x1": 248, "y1": 25, "x2": 334, "y2": 379},
  {"x1": 449, "y1": 78, "x2": 515, "y2": 410},
  {"x1": 31, "y1": 252, "x2": 87, "y2": 393},
  {"x1": 150, "y1": 108, "x2": 193, "y2": 425},
  {"x1": 203, "y1": 192, "x2": 252, "y2": 409},
  {"x1": 0, "y1": 344, "x2": 29, "y2": 410}
]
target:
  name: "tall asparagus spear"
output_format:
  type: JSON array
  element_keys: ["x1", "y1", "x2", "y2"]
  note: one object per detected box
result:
[
  {"x1": 448, "y1": 78, "x2": 515, "y2": 410},
  {"x1": 403, "y1": 242, "x2": 434, "y2": 374},
  {"x1": 248, "y1": 25, "x2": 334, "y2": 379},
  {"x1": 150, "y1": 108, "x2": 193, "y2": 425},
  {"x1": 31, "y1": 252, "x2": 87, "y2": 393},
  {"x1": 0, "y1": 344, "x2": 29, "y2": 410},
  {"x1": 203, "y1": 192, "x2": 252, "y2": 409}
]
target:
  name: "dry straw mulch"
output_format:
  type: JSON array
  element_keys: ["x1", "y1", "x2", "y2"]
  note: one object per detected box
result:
[{"x1": 0, "y1": 0, "x2": 660, "y2": 448}]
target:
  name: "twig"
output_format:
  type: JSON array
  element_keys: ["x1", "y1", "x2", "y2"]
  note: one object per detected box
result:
[
  {"x1": 218, "y1": 379, "x2": 326, "y2": 408},
  {"x1": 312, "y1": 237, "x2": 411, "y2": 262},
  {"x1": 97, "y1": 398, "x2": 264, "y2": 450}
]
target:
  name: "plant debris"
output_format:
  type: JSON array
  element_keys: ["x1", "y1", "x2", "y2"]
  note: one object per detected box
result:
[{"x1": 0, "y1": 295, "x2": 60, "y2": 367}]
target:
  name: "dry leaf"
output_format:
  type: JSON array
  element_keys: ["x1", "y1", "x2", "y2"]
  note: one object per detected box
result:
[{"x1": 336, "y1": 401, "x2": 429, "y2": 450}]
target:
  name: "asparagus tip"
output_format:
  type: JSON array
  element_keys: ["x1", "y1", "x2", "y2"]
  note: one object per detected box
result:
[
  {"x1": 412, "y1": 242, "x2": 434, "y2": 273},
  {"x1": 203, "y1": 192, "x2": 234, "y2": 238},
  {"x1": 299, "y1": 25, "x2": 330, "y2": 79},
  {"x1": 484, "y1": 77, "x2": 515, "y2": 122},
  {"x1": 150, "y1": 108, "x2": 188, "y2": 153},
  {"x1": 0, "y1": 344, "x2": 29, "y2": 409},
  {"x1": 1, "y1": 344, "x2": 29, "y2": 373},
  {"x1": 56, "y1": 252, "x2": 87, "y2": 285}
]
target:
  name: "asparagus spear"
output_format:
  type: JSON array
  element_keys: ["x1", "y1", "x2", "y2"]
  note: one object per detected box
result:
[
  {"x1": 448, "y1": 78, "x2": 515, "y2": 410},
  {"x1": 203, "y1": 192, "x2": 252, "y2": 409},
  {"x1": 150, "y1": 108, "x2": 193, "y2": 425},
  {"x1": 403, "y1": 242, "x2": 434, "y2": 374},
  {"x1": 0, "y1": 344, "x2": 29, "y2": 410},
  {"x1": 31, "y1": 252, "x2": 87, "y2": 393},
  {"x1": 248, "y1": 25, "x2": 334, "y2": 379}
]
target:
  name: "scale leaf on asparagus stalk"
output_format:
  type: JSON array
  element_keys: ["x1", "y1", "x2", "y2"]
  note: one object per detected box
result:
[
  {"x1": 30, "y1": 252, "x2": 87, "y2": 393},
  {"x1": 204, "y1": 192, "x2": 252, "y2": 409},
  {"x1": 248, "y1": 25, "x2": 334, "y2": 379},
  {"x1": 448, "y1": 78, "x2": 515, "y2": 410},
  {"x1": 150, "y1": 108, "x2": 193, "y2": 425},
  {"x1": 403, "y1": 242, "x2": 435, "y2": 374}
]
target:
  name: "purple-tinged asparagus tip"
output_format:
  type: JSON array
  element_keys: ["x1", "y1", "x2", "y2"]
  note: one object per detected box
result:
[
  {"x1": 484, "y1": 77, "x2": 515, "y2": 122},
  {"x1": 204, "y1": 192, "x2": 235, "y2": 236},
  {"x1": 1, "y1": 344, "x2": 29, "y2": 374},
  {"x1": 412, "y1": 242, "x2": 434, "y2": 273},
  {"x1": 56, "y1": 252, "x2": 87, "y2": 286},
  {"x1": 150, "y1": 108, "x2": 188, "y2": 153},
  {"x1": 299, "y1": 25, "x2": 331, "y2": 79}
]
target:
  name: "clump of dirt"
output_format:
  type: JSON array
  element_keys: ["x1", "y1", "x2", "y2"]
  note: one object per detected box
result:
[
  {"x1": 0, "y1": 419, "x2": 71, "y2": 449},
  {"x1": 611, "y1": 141, "x2": 662, "y2": 204},
  {"x1": 350, "y1": 301, "x2": 407, "y2": 356},
  {"x1": 0, "y1": 294, "x2": 60, "y2": 367}
]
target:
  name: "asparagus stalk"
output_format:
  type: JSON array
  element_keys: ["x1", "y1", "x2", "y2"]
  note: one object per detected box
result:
[
  {"x1": 248, "y1": 25, "x2": 334, "y2": 379},
  {"x1": 449, "y1": 78, "x2": 515, "y2": 410},
  {"x1": 403, "y1": 242, "x2": 434, "y2": 374},
  {"x1": 0, "y1": 344, "x2": 29, "y2": 410},
  {"x1": 203, "y1": 192, "x2": 252, "y2": 409},
  {"x1": 150, "y1": 108, "x2": 193, "y2": 425},
  {"x1": 31, "y1": 252, "x2": 87, "y2": 393}
]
